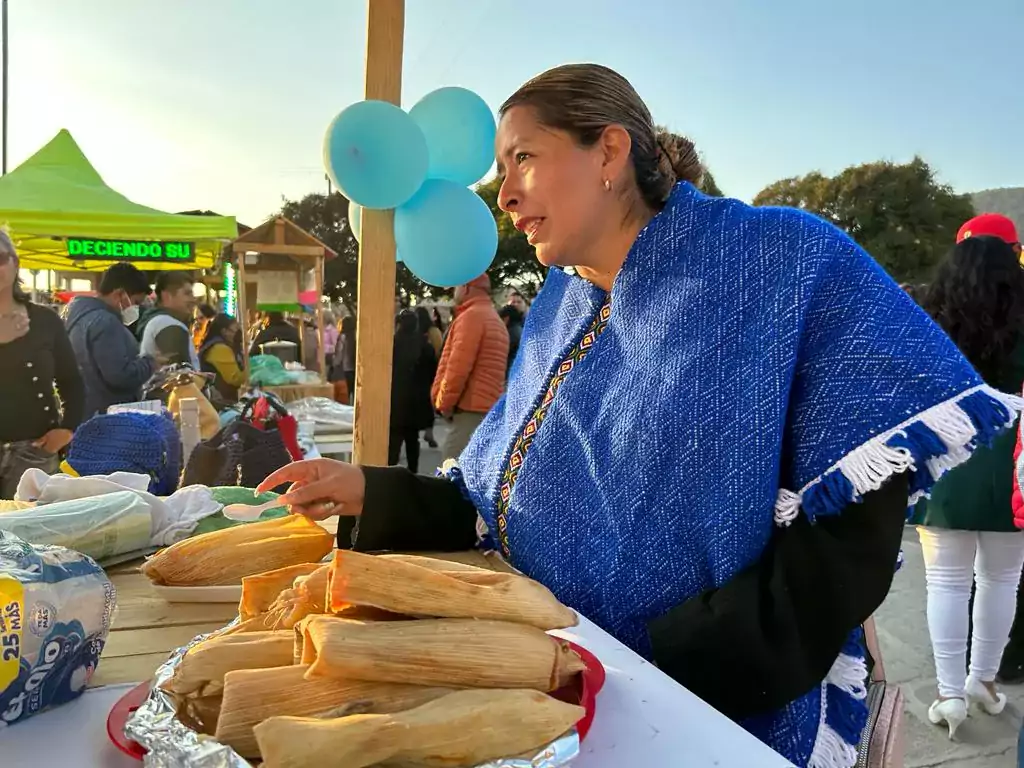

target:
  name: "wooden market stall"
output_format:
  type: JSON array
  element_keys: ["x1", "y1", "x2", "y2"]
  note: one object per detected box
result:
[{"x1": 229, "y1": 216, "x2": 337, "y2": 403}]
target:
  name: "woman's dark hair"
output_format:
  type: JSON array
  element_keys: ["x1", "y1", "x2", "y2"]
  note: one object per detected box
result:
[
  {"x1": 196, "y1": 303, "x2": 217, "y2": 320},
  {"x1": 396, "y1": 308, "x2": 419, "y2": 336},
  {"x1": 266, "y1": 311, "x2": 285, "y2": 324},
  {"x1": 414, "y1": 306, "x2": 433, "y2": 336},
  {"x1": 500, "y1": 64, "x2": 703, "y2": 210},
  {"x1": 432, "y1": 308, "x2": 446, "y2": 333},
  {"x1": 198, "y1": 313, "x2": 238, "y2": 349},
  {"x1": 922, "y1": 236, "x2": 1024, "y2": 383}
]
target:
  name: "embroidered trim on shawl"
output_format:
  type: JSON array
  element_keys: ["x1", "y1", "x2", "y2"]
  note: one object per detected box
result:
[
  {"x1": 494, "y1": 299, "x2": 612, "y2": 556},
  {"x1": 774, "y1": 385, "x2": 1024, "y2": 527}
]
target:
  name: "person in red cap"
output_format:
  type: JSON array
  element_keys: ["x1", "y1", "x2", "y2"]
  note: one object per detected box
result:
[{"x1": 958, "y1": 213, "x2": 1021, "y2": 255}]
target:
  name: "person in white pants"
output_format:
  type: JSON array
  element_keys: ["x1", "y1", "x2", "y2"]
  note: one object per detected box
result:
[
  {"x1": 910, "y1": 232, "x2": 1024, "y2": 739},
  {"x1": 918, "y1": 530, "x2": 1024, "y2": 725}
]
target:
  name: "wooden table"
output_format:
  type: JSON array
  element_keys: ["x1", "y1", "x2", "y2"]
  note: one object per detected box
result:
[{"x1": 93, "y1": 548, "x2": 507, "y2": 687}]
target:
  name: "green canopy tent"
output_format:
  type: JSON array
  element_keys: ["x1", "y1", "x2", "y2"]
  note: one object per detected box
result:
[{"x1": 0, "y1": 129, "x2": 236, "y2": 271}]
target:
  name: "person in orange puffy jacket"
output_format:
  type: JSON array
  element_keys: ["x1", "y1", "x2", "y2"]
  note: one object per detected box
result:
[{"x1": 431, "y1": 274, "x2": 509, "y2": 461}]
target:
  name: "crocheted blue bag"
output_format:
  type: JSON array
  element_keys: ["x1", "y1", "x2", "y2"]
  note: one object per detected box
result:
[{"x1": 67, "y1": 411, "x2": 181, "y2": 495}]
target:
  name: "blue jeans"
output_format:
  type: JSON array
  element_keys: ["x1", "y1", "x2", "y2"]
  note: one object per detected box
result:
[{"x1": 0, "y1": 440, "x2": 58, "y2": 500}]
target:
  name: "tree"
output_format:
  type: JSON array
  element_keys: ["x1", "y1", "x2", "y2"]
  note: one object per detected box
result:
[
  {"x1": 700, "y1": 169, "x2": 724, "y2": 198},
  {"x1": 753, "y1": 157, "x2": 975, "y2": 283},
  {"x1": 279, "y1": 192, "x2": 424, "y2": 310}
]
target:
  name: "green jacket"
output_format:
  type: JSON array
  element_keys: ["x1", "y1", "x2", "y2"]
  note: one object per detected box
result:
[{"x1": 911, "y1": 339, "x2": 1024, "y2": 532}]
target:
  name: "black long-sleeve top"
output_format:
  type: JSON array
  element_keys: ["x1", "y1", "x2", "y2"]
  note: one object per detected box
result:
[
  {"x1": 0, "y1": 303, "x2": 85, "y2": 442},
  {"x1": 337, "y1": 467, "x2": 907, "y2": 721}
]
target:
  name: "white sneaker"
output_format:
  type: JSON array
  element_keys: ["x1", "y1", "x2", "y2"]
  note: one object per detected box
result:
[
  {"x1": 965, "y1": 675, "x2": 1007, "y2": 715},
  {"x1": 927, "y1": 697, "x2": 968, "y2": 740}
]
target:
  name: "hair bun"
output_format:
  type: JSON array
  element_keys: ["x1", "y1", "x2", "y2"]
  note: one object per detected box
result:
[{"x1": 655, "y1": 129, "x2": 703, "y2": 187}]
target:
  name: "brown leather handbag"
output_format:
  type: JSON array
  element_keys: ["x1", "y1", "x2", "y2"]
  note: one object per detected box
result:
[{"x1": 856, "y1": 617, "x2": 906, "y2": 768}]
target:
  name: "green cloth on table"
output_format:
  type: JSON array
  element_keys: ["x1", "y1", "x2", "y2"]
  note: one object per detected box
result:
[{"x1": 192, "y1": 486, "x2": 288, "y2": 536}]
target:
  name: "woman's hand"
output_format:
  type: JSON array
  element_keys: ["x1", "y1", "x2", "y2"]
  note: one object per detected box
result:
[
  {"x1": 33, "y1": 428, "x2": 73, "y2": 455},
  {"x1": 256, "y1": 458, "x2": 366, "y2": 521}
]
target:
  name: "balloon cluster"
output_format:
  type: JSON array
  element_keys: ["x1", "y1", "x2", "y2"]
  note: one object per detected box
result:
[{"x1": 323, "y1": 87, "x2": 498, "y2": 287}]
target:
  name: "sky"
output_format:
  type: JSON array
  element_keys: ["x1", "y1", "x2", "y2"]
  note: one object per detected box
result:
[{"x1": 7, "y1": 0, "x2": 1023, "y2": 227}]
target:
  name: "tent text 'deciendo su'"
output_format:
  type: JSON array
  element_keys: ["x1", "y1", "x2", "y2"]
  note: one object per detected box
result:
[{"x1": 0, "y1": 129, "x2": 236, "y2": 271}]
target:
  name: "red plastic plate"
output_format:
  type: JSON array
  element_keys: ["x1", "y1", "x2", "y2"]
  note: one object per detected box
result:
[
  {"x1": 555, "y1": 640, "x2": 606, "y2": 741},
  {"x1": 106, "y1": 681, "x2": 150, "y2": 760}
]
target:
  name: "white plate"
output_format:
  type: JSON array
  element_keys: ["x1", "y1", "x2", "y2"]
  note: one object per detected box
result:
[{"x1": 151, "y1": 584, "x2": 242, "y2": 603}]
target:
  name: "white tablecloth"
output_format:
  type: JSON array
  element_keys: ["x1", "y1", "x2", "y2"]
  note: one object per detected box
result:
[
  {"x1": 2, "y1": 617, "x2": 795, "y2": 767},
  {"x1": 555, "y1": 616, "x2": 795, "y2": 767}
]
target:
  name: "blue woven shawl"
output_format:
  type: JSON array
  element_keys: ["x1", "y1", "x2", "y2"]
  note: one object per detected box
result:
[{"x1": 454, "y1": 183, "x2": 1021, "y2": 766}]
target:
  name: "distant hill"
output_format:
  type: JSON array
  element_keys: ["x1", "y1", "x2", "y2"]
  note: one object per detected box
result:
[{"x1": 970, "y1": 187, "x2": 1024, "y2": 232}]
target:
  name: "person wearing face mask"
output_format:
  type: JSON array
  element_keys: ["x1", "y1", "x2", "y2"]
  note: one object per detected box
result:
[
  {"x1": 256, "y1": 64, "x2": 1024, "y2": 767},
  {"x1": 66, "y1": 262, "x2": 160, "y2": 417},
  {"x1": 0, "y1": 231, "x2": 84, "y2": 498}
]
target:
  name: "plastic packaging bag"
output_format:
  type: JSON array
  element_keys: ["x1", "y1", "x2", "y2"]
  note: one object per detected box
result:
[
  {"x1": 0, "y1": 491, "x2": 152, "y2": 562},
  {"x1": 286, "y1": 397, "x2": 354, "y2": 429},
  {"x1": 0, "y1": 531, "x2": 116, "y2": 727},
  {"x1": 248, "y1": 355, "x2": 296, "y2": 386}
]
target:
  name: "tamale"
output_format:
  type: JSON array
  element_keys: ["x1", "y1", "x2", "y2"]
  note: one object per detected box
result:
[
  {"x1": 375, "y1": 553, "x2": 492, "y2": 572},
  {"x1": 215, "y1": 664, "x2": 451, "y2": 759},
  {"x1": 239, "y1": 563, "x2": 323, "y2": 620},
  {"x1": 293, "y1": 564, "x2": 330, "y2": 612},
  {"x1": 162, "y1": 630, "x2": 294, "y2": 695},
  {"x1": 327, "y1": 550, "x2": 577, "y2": 630},
  {"x1": 301, "y1": 616, "x2": 585, "y2": 690},
  {"x1": 254, "y1": 689, "x2": 584, "y2": 768},
  {"x1": 141, "y1": 515, "x2": 333, "y2": 586}
]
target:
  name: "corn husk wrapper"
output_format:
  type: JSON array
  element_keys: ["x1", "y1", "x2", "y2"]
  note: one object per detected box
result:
[
  {"x1": 141, "y1": 515, "x2": 333, "y2": 586},
  {"x1": 215, "y1": 664, "x2": 451, "y2": 759},
  {"x1": 254, "y1": 688, "x2": 584, "y2": 768},
  {"x1": 161, "y1": 630, "x2": 294, "y2": 695},
  {"x1": 239, "y1": 563, "x2": 323, "y2": 620},
  {"x1": 327, "y1": 551, "x2": 576, "y2": 630},
  {"x1": 301, "y1": 616, "x2": 585, "y2": 690}
]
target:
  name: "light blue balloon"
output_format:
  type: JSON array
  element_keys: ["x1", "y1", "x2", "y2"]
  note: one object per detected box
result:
[
  {"x1": 348, "y1": 200, "x2": 362, "y2": 242},
  {"x1": 394, "y1": 179, "x2": 497, "y2": 287},
  {"x1": 409, "y1": 87, "x2": 496, "y2": 187},
  {"x1": 324, "y1": 100, "x2": 428, "y2": 209}
]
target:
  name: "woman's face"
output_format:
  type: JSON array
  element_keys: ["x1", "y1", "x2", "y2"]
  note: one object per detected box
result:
[
  {"x1": 496, "y1": 107, "x2": 616, "y2": 268},
  {"x1": 225, "y1": 322, "x2": 239, "y2": 343}
]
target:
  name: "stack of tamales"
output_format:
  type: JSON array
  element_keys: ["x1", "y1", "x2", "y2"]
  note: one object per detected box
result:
[{"x1": 156, "y1": 550, "x2": 587, "y2": 768}]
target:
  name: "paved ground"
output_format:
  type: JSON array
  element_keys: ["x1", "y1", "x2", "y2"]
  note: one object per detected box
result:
[
  {"x1": 877, "y1": 528, "x2": 1022, "y2": 767},
  {"x1": 400, "y1": 432, "x2": 1022, "y2": 766}
]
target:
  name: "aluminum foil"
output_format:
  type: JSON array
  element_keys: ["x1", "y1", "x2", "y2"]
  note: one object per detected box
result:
[{"x1": 124, "y1": 623, "x2": 581, "y2": 768}]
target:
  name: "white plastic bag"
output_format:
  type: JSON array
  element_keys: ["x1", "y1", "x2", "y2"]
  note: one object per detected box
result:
[
  {"x1": 0, "y1": 491, "x2": 152, "y2": 562},
  {"x1": 0, "y1": 531, "x2": 116, "y2": 727}
]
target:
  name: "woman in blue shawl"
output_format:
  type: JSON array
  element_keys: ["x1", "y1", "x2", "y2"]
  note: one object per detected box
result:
[{"x1": 259, "y1": 64, "x2": 1022, "y2": 767}]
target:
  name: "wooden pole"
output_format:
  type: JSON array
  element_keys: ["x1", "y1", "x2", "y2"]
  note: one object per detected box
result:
[
  {"x1": 315, "y1": 255, "x2": 327, "y2": 382},
  {"x1": 237, "y1": 254, "x2": 250, "y2": 382},
  {"x1": 353, "y1": 0, "x2": 404, "y2": 466}
]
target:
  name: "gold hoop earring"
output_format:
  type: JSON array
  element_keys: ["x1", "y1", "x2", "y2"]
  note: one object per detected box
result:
[{"x1": 603, "y1": 179, "x2": 611, "y2": 192}]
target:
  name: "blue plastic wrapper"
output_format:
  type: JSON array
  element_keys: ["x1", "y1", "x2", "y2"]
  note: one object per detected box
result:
[{"x1": 0, "y1": 530, "x2": 116, "y2": 728}]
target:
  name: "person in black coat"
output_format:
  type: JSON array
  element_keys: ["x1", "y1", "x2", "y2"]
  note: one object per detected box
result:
[
  {"x1": 498, "y1": 304, "x2": 524, "y2": 379},
  {"x1": 388, "y1": 310, "x2": 437, "y2": 473}
]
